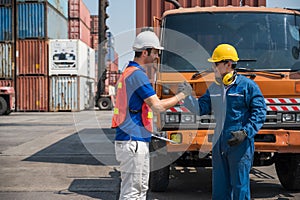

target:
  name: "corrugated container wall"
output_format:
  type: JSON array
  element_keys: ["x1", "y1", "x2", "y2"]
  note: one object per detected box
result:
[
  {"x1": 0, "y1": 79, "x2": 14, "y2": 87},
  {"x1": 90, "y1": 15, "x2": 98, "y2": 34},
  {"x1": 0, "y1": 0, "x2": 11, "y2": 5},
  {"x1": 91, "y1": 33, "x2": 98, "y2": 50},
  {"x1": 17, "y1": 75, "x2": 48, "y2": 111},
  {"x1": 49, "y1": 76, "x2": 94, "y2": 111},
  {"x1": 68, "y1": 18, "x2": 91, "y2": 46},
  {"x1": 16, "y1": 40, "x2": 48, "y2": 75},
  {"x1": 18, "y1": 2, "x2": 68, "y2": 39},
  {"x1": 17, "y1": 0, "x2": 68, "y2": 18},
  {"x1": 49, "y1": 39, "x2": 95, "y2": 78},
  {"x1": 0, "y1": 7, "x2": 12, "y2": 41},
  {"x1": 136, "y1": 0, "x2": 266, "y2": 28},
  {"x1": 68, "y1": 0, "x2": 91, "y2": 29},
  {"x1": 0, "y1": 43, "x2": 13, "y2": 78}
]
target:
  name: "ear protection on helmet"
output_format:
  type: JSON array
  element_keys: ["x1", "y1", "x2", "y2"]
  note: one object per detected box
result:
[{"x1": 215, "y1": 71, "x2": 236, "y2": 86}]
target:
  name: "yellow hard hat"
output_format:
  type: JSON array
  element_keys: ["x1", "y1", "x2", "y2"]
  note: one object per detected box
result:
[{"x1": 208, "y1": 44, "x2": 239, "y2": 63}]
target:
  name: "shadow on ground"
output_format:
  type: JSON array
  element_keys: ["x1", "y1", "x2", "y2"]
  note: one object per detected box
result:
[
  {"x1": 63, "y1": 169, "x2": 121, "y2": 200},
  {"x1": 23, "y1": 128, "x2": 118, "y2": 166}
]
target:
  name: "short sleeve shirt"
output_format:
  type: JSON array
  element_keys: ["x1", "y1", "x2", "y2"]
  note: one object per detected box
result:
[{"x1": 115, "y1": 61, "x2": 156, "y2": 142}]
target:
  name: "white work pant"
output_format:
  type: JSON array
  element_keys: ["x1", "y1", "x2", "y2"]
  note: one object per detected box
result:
[{"x1": 115, "y1": 140, "x2": 150, "y2": 200}]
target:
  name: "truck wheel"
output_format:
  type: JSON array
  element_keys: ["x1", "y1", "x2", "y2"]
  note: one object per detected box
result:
[
  {"x1": 275, "y1": 154, "x2": 300, "y2": 190},
  {"x1": 149, "y1": 165, "x2": 170, "y2": 192},
  {"x1": 0, "y1": 96, "x2": 8, "y2": 115},
  {"x1": 98, "y1": 97, "x2": 112, "y2": 110}
]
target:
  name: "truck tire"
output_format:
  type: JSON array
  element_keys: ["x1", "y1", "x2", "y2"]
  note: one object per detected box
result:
[
  {"x1": 275, "y1": 154, "x2": 300, "y2": 191},
  {"x1": 149, "y1": 165, "x2": 170, "y2": 192},
  {"x1": 0, "y1": 96, "x2": 8, "y2": 115},
  {"x1": 98, "y1": 97, "x2": 112, "y2": 110}
]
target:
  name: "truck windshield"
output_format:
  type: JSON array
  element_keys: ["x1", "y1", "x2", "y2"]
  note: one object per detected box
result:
[{"x1": 160, "y1": 12, "x2": 300, "y2": 72}]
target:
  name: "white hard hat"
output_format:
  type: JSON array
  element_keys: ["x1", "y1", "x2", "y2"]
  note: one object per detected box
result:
[{"x1": 132, "y1": 31, "x2": 164, "y2": 52}]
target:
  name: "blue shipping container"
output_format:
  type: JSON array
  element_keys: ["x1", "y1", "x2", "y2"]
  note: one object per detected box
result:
[
  {"x1": 17, "y1": 0, "x2": 68, "y2": 18},
  {"x1": 18, "y1": 3, "x2": 68, "y2": 39},
  {"x1": 0, "y1": 0, "x2": 12, "y2": 5},
  {"x1": 0, "y1": 7, "x2": 12, "y2": 41}
]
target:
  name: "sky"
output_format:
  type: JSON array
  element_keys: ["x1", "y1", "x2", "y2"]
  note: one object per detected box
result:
[{"x1": 84, "y1": 0, "x2": 300, "y2": 70}]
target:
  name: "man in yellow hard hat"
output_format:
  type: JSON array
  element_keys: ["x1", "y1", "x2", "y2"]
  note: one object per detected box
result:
[{"x1": 183, "y1": 44, "x2": 266, "y2": 200}]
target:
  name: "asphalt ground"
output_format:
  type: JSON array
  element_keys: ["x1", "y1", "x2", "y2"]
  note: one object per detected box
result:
[{"x1": 1, "y1": 111, "x2": 300, "y2": 200}]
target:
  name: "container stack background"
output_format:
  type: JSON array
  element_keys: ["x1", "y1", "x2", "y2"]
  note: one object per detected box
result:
[
  {"x1": 0, "y1": 0, "x2": 100, "y2": 113},
  {"x1": 16, "y1": 0, "x2": 68, "y2": 112},
  {"x1": 48, "y1": 39, "x2": 95, "y2": 111},
  {"x1": 48, "y1": 0, "x2": 95, "y2": 112},
  {"x1": 0, "y1": 0, "x2": 14, "y2": 88},
  {"x1": 68, "y1": 0, "x2": 91, "y2": 47}
]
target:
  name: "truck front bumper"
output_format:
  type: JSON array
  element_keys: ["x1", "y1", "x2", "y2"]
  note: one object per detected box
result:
[{"x1": 166, "y1": 129, "x2": 300, "y2": 153}]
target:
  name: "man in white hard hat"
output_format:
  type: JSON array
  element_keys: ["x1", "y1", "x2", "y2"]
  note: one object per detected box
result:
[{"x1": 112, "y1": 30, "x2": 192, "y2": 199}]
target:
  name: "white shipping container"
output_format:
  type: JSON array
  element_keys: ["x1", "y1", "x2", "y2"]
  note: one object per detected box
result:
[
  {"x1": 49, "y1": 39, "x2": 95, "y2": 78},
  {"x1": 49, "y1": 75, "x2": 95, "y2": 111}
]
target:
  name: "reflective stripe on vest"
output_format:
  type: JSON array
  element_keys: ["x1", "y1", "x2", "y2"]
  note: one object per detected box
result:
[{"x1": 111, "y1": 66, "x2": 153, "y2": 132}]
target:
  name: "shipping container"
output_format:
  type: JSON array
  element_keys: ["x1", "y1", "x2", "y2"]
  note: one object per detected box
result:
[
  {"x1": 18, "y1": 2, "x2": 68, "y2": 39},
  {"x1": 0, "y1": 6, "x2": 12, "y2": 41},
  {"x1": 87, "y1": 47, "x2": 95, "y2": 79},
  {"x1": 0, "y1": 43, "x2": 13, "y2": 78},
  {"x1": 16, "y1": 40, "x2": 48, "y2": 75},
  {"x1": 68, "y1": 18, "x2": 91, "y2": 47},
  {"x1": 0, "y1": 79, "x2": 14, "y2": 87},
  {"x1": 17, "y1": 75, "x2": 48, "y2": 111},
  {"x1": 49, "y1": 75, "x2": 94, "y2": 111},
  {"x1": 90, "y1": 15, "x2": 98, "y2": 34},
  {"x1": 0, "y1": 0, "x2": 12, "y2": 6},
  {"x1": 136, "y1": 0, "x2": 266, "y2": 28},
  {"x1": 90, "y1": 33, "x2": 98, "y2": 50},
  {"x1": 49, "y1": 39, "x2": 95, "y2": 77},
  {"x1": 68, "y1": 0, "x2": 91, "y2": 29},
  {"x1": 17, "y1": 0, "x2": 68, "y2": 18}
]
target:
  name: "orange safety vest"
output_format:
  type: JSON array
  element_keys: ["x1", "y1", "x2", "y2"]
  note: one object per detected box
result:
[{"x1": 111, "y1": 66, "x2": 153, "y2": 132}]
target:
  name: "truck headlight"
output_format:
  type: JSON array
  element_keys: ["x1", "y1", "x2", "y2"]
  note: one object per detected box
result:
[
  {"x1": 282, "y1": 113, "x2": 296, "y2": 122},
  {"x1": 297, "y1": 114, "x2": 300, "y2": 122},
  {"x1": 181, "y1": 114, "x2": 195, "y2": 123},
  {"x1": 165, "y1": 114, "x2": 180, "y2": 123},
  {"x1": 165, "y1": 113, "x2": 196, "y2": 124}
]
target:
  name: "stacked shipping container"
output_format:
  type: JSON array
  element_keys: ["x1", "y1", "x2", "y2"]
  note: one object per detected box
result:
[
  {"x1": 68, "y1": 0, "x2": 91, "y2": 47},
  {"x1": 90, "y1": 15, "x2": 99, "y2": 50},
  {"x1": 48, "y1": 39, "x2": 96, "y2": 111},
  {"x1": 0, "y1": 0, "x2": 96, "y2": 112},
  {"x1": 15, "y1": 0, "x2": 68, "y2": 111},
  {"x1": 0, "y1": 0, "x2": 69, "y2": 111},
  {"x1": 0, "y1": 1, "x2": 14, "y2": 89}
]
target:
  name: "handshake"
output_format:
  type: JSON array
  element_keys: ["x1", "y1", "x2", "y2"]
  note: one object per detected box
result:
[{"x1": 177, "y1": 81, "x2": 193, "y2": 97}]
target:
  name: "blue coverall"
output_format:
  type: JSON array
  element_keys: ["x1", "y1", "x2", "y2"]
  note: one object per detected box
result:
[{"x1": 184, "y1": 74, "x2": 266, "y2": 200}]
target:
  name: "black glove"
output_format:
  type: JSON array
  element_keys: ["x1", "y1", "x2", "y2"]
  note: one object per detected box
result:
[
  {"x1": 227, "y1": 130, "x2": 247, "y2": 146},
  {"x1": 177, "y1": 81, "x2": 192, "y2": 96}
]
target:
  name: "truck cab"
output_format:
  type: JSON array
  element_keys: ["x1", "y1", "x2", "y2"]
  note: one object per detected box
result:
[{"x1": 150, "y1": 6, "x2": 300, "y2": 192}]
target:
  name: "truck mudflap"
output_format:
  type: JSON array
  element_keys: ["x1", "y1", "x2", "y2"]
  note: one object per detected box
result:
[{"x1": 165, "y1": 129, "x2": 300, "y2": 153}]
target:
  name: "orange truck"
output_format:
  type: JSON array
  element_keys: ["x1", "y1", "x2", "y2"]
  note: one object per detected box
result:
[{"x1": 149, "y1": 5, "x2": 300, "y2": 192}]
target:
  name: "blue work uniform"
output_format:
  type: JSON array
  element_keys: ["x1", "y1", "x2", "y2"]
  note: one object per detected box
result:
[
  {"x1": 184, "y1": 74, "x2": 266, "y2": 200},
  {"x1": 115, "y1": 61, "x2": 156, "y2": 142}
]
